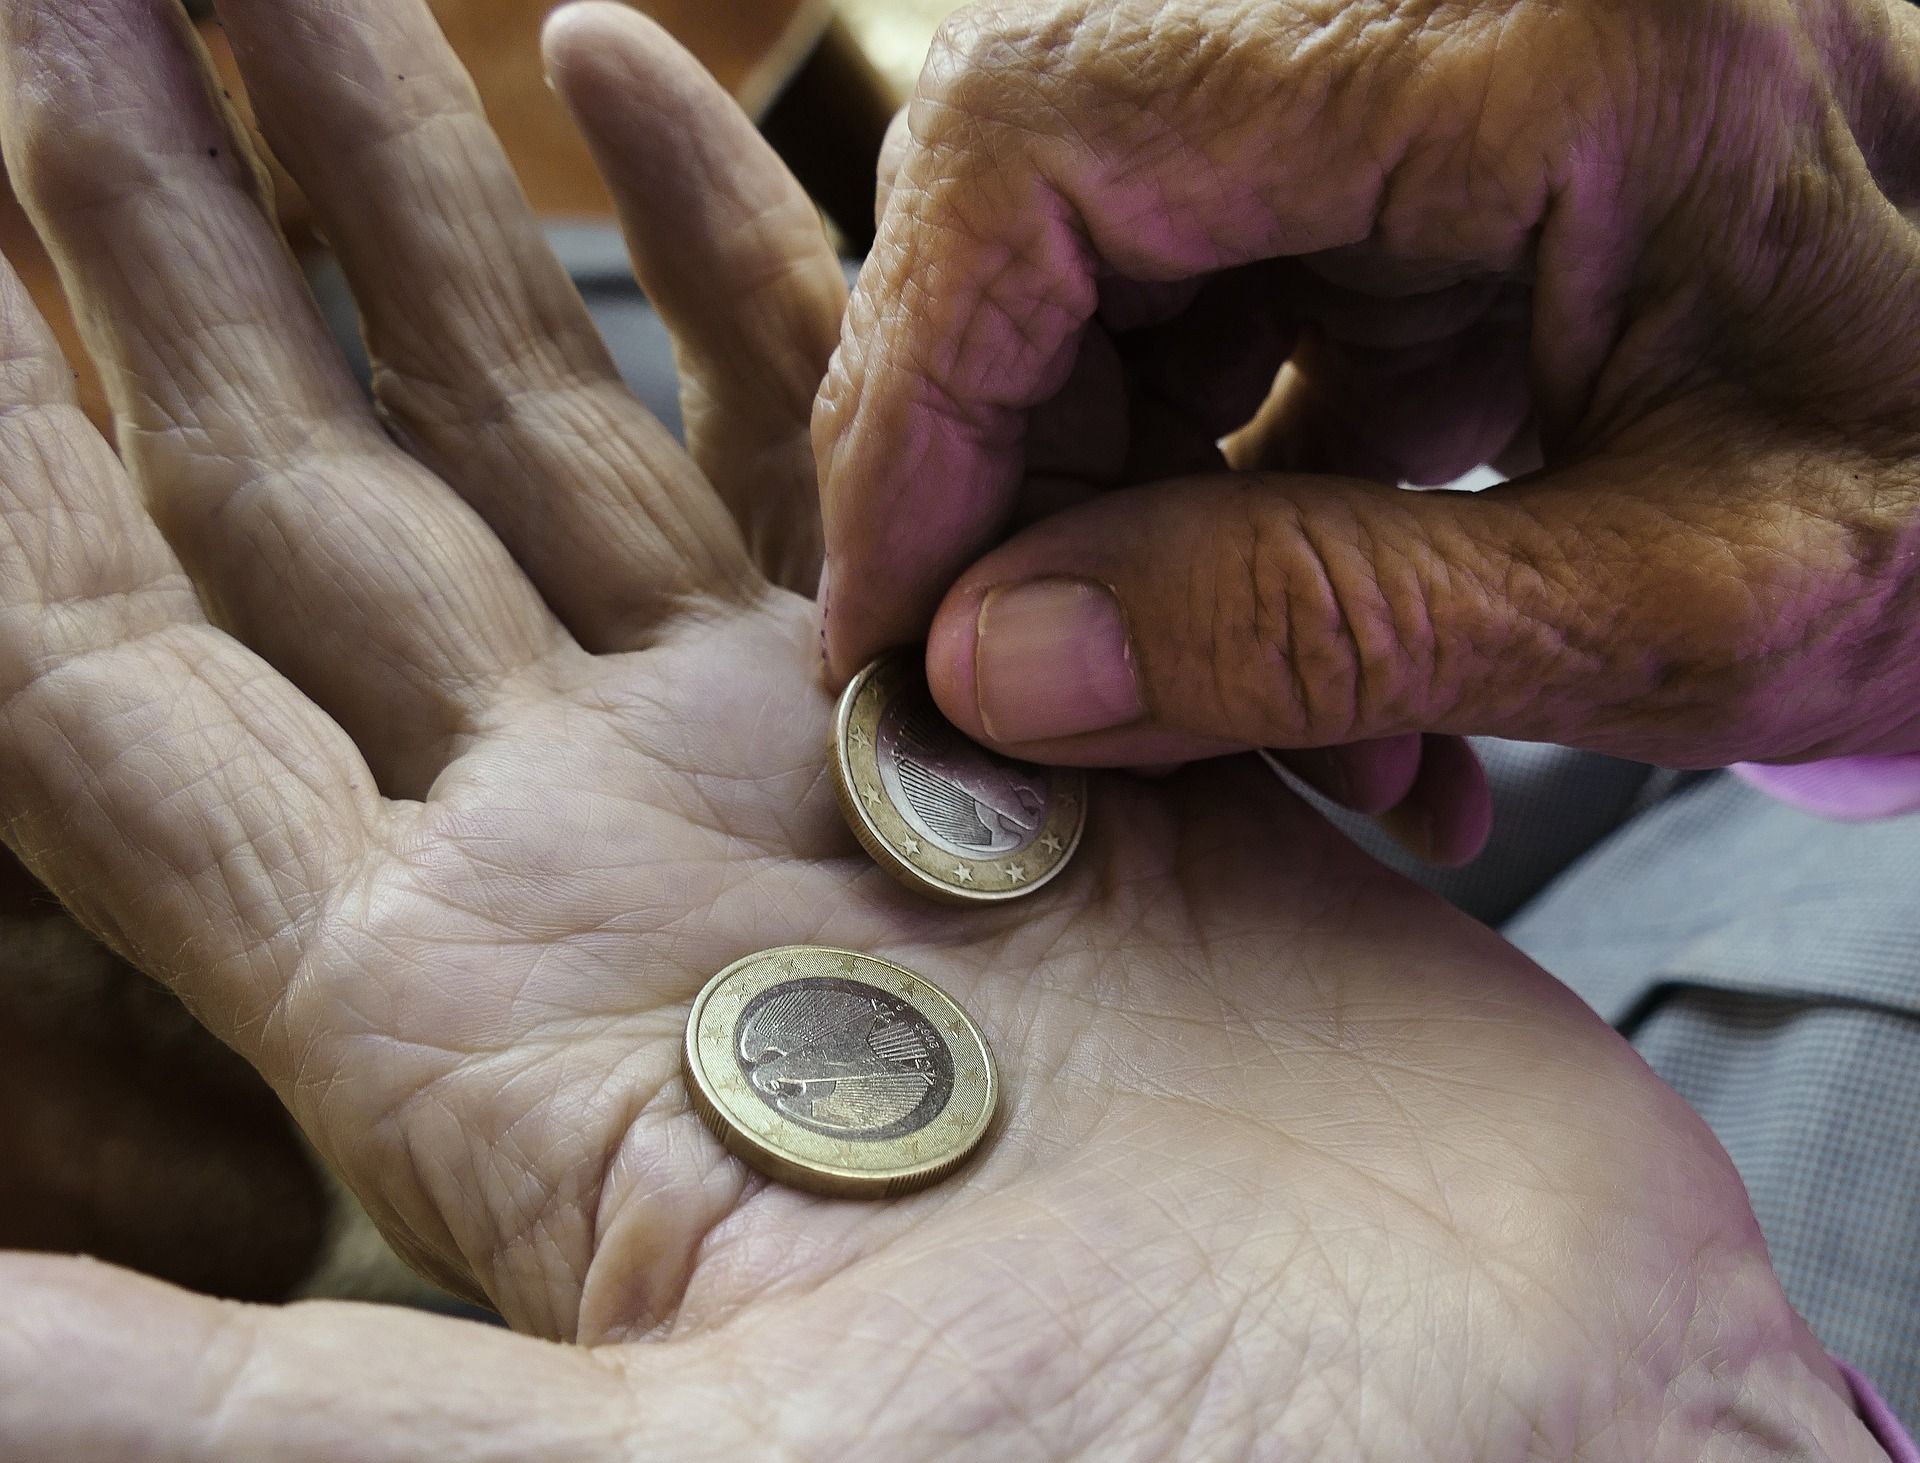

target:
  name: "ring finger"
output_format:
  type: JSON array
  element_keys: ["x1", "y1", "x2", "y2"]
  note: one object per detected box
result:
[
  {"x1": 0, "y1": 0, "x2": 572, "y2": 797},
  {"x1": 213, "y1": 0, "x2": 763, "y2": 647}
]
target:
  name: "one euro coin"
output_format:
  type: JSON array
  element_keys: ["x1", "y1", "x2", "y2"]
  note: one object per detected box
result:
[
  {"x1": 683, "y1": 946, "x2": 998, "y2": 1199},
  {"x1": 831, "y1": 651, "x2": 1086, "y2": 905}
]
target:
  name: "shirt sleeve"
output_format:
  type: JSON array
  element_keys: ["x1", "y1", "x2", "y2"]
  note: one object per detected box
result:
[
  {"x1": 1837, "y1": 1361, "x2": 1918, "y2": 1462},
  {"x1": 1733, "y1": 755, "x2": 1920, "y2": 820}
]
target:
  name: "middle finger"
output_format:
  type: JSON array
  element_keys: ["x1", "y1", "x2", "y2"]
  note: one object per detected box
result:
[
  {"x1": 0, "y1": 0, "x2": 571, "y2": 797},
  {"x1": 213, "y1": 0, "x2": 763, "y2": 647}
]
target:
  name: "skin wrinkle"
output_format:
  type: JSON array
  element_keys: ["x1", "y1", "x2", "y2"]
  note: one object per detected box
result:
[
  {"x1": 237, "y1": 31, "x2": 491, "y2": 191},
  {"x1": 11, "y1": 119, "x2": 266, "y2": 245},
  {"x1": 950, "y1": 223, "x2": 1095, "y2": 413},
  {"x1": 44, "y1": 227, "x2": 345, "y2": 427},
  {"x1": 1285, "y1": 497, "x2": 1373, "y2": 741},
  {"x1": 191, "y1": 1300, "x2": 276, "y2": 1458},
  {"x1": 486, "y1": 1135, "x2": 590, "y2": 1333},
  {"x1": 18, "y1": 126, "x2": 595, "y2": 802},
  {"x1": 126, "y1": 443, "x2": 560, "y2": 691},
  {"x1": 1236, "y1": 489, "x2": 1280, "y2": 729},
  {"x1": 1385, "y1": 514, "x2": 1452, "y2": 729},
  {"x1": 1080, "y1": 1293, "x2": 1240, "y2": 1451},
  {"x1": 1352, "y1": 497, "x2": 1435, "y2": 727},
  {"x1": 380, "y1": 1133, "x2": 499, "y2": 1310},
  {"x1": 4, "y1": 632, "x2": 364, "y2": 919},
  {"x1": 579, "y1": 1120, "x2": 730, "y2": 1338},
  {"x1": 390, "y1": 312, "x2": 602, "y2": 453},
  {"x1": 226, "y1": 16, "x2": 763, "y2": 645},
  {"x1": 941, "y1": 1209, "x2": 1199, "y2": 1443}
]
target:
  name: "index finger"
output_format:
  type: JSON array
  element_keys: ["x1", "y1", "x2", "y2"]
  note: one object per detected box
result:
[{"x1": 811, "y1": 88, "x2": 1096, "y2": 681}]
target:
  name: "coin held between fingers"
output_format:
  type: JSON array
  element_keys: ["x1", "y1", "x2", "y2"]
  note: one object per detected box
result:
[
  {"x1": 683, "y1": 947, "x2": 999, "y2": 1198},
  {"x1": 831, "y1": 651, "x2": 1087, "y2": 903}
]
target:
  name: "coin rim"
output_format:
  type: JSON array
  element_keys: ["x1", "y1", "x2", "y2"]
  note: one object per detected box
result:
[
  {"x1": 682, "y1": 946, "x2": 999, "y2": 1199},
  {"x1": 830, "y1": 652, "x2": 1087, "y2": 905}
]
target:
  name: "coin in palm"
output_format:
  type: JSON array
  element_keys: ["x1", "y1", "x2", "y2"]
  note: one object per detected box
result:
[{"x1": 683, "y1": 947, "x2": 998, "y2": 1198}]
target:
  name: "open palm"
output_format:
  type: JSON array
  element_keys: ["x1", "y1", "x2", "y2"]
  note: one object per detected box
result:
[{"x1": 0, "y1": 2, "x2": 1869, "y2": 1458}]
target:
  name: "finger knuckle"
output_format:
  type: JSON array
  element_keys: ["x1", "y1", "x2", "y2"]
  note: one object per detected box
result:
[
  {"x1": 922, "y1": 2, "x2": 1050, "y2": 114},
  {"x1": 915, "y1": 2, "x2": 1108, "y2": 164}
]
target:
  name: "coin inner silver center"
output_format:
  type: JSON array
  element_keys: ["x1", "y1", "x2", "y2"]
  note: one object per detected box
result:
[
  {"x1": 735, "y1": 977, "x2": 955, "y2": 1141},
  {"x1": 874, "y1": 688, "x2": 1048, "y2": 859}
]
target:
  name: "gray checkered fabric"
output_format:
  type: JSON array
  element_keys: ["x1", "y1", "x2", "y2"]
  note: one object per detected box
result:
[{"x1": 1330, "y1": 743, "x2": 1920, "y2": 1428}]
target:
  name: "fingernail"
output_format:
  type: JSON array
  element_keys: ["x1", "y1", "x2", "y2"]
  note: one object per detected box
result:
[
  {"x1": 975, "y1": 579, "x2": 1144, "y2": 743},
  {"x1": 816, "y1": 558, "x2": 832, "y2": 660}
]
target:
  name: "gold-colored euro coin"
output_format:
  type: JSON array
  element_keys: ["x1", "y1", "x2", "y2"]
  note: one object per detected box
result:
[
  {"x1": 831, "y1": 651, "x2": 1086, "y2": 905},
  {"x1": 683, "y1": 947, "x2": 998, "y2": 1199}
]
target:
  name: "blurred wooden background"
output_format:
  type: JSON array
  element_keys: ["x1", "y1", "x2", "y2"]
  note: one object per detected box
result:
[{"x1": 3, "y1": 0, "x2": 960, "y2": 428}]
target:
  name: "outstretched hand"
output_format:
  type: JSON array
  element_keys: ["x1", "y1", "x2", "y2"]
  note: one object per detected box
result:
[{"x1": 0, "y1": 2, "x2": 1876, "y2": 1457}]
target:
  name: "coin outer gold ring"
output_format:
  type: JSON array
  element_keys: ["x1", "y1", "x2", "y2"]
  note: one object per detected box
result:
[
  {"x1": 682, "y1": 947, "x2": 999, "y2": 1200},
  {"x1": 830, "y1": 652, "x2": 1087, "y2": 905}
]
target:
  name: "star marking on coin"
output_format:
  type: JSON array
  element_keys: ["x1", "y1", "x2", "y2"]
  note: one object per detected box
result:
[
  {"x1": 861, "y1": 784, "x2": 883, "y2": 810},
  {"x1": 1002, "y1": 861, "x2": 1028, "y2": 883},
  {"x1": 901, "y1": 834, "x2": 921, "y2": 855},
  {"x1": 1040, "y1": 832, "x2": 1064, "y2": 854},
  {"x1": 962, "y1": 1068, "x2": 982, "y2": 1083},
  {"x1": 946, "y1": 1018, "x2": 966, "y2": 1034},
  {"x1": 848, "y1": 726, "x2": 870, "y2": 750},
  {"x1": 950, "y1": 862, "x2": 974, "y2": 883}
]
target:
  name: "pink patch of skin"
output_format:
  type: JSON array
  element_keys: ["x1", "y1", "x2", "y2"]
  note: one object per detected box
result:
[{"x1": 1734, "y1": 756, "x2": 1920, "y2": 821}]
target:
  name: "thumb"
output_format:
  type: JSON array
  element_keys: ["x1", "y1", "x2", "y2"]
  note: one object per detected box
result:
[
  {"x1": 922, "y1": 459, "x2": 1880, "y2": 769},
  {"x1": 0, "y1": 1254, "x2": 643, "y2": 1461}
]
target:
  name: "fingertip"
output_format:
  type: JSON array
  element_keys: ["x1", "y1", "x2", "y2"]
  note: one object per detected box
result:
[
  {"x1": 539, "y1": 3, "x2": 597, "y2": 78},
  {"x1": 1377, "y1": 735, "x2": 1492, "y2": 867},
  {"x1": 1427, "y1": 739, "x2": 1494, "y2": 866},
  {"x1": 540, "y1": 1, "x2": 650, "y2": 78},
  {"x1": 1277, "y1": 735, "x2": 1423, "y2": 816},
  {"x1": 541, "y1": 3, "x2": 689, "y2": 121}
]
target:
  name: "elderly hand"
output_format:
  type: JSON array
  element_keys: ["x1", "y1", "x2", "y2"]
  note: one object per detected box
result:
[
  {"x1": 0, "y1": 1, "x2": 1880, "y2": 1458},
  {"x1": 815, "y1": 0, "x2": 1920, "y2": 859}
]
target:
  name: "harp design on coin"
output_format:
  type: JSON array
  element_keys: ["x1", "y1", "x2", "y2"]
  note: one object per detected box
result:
[
  {"x1": 737, "y1": 980, "x2": 953, "y2": 1140},
  {"x1": 877, "y1": 693, "x2": 1047, "y2": 858}
]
